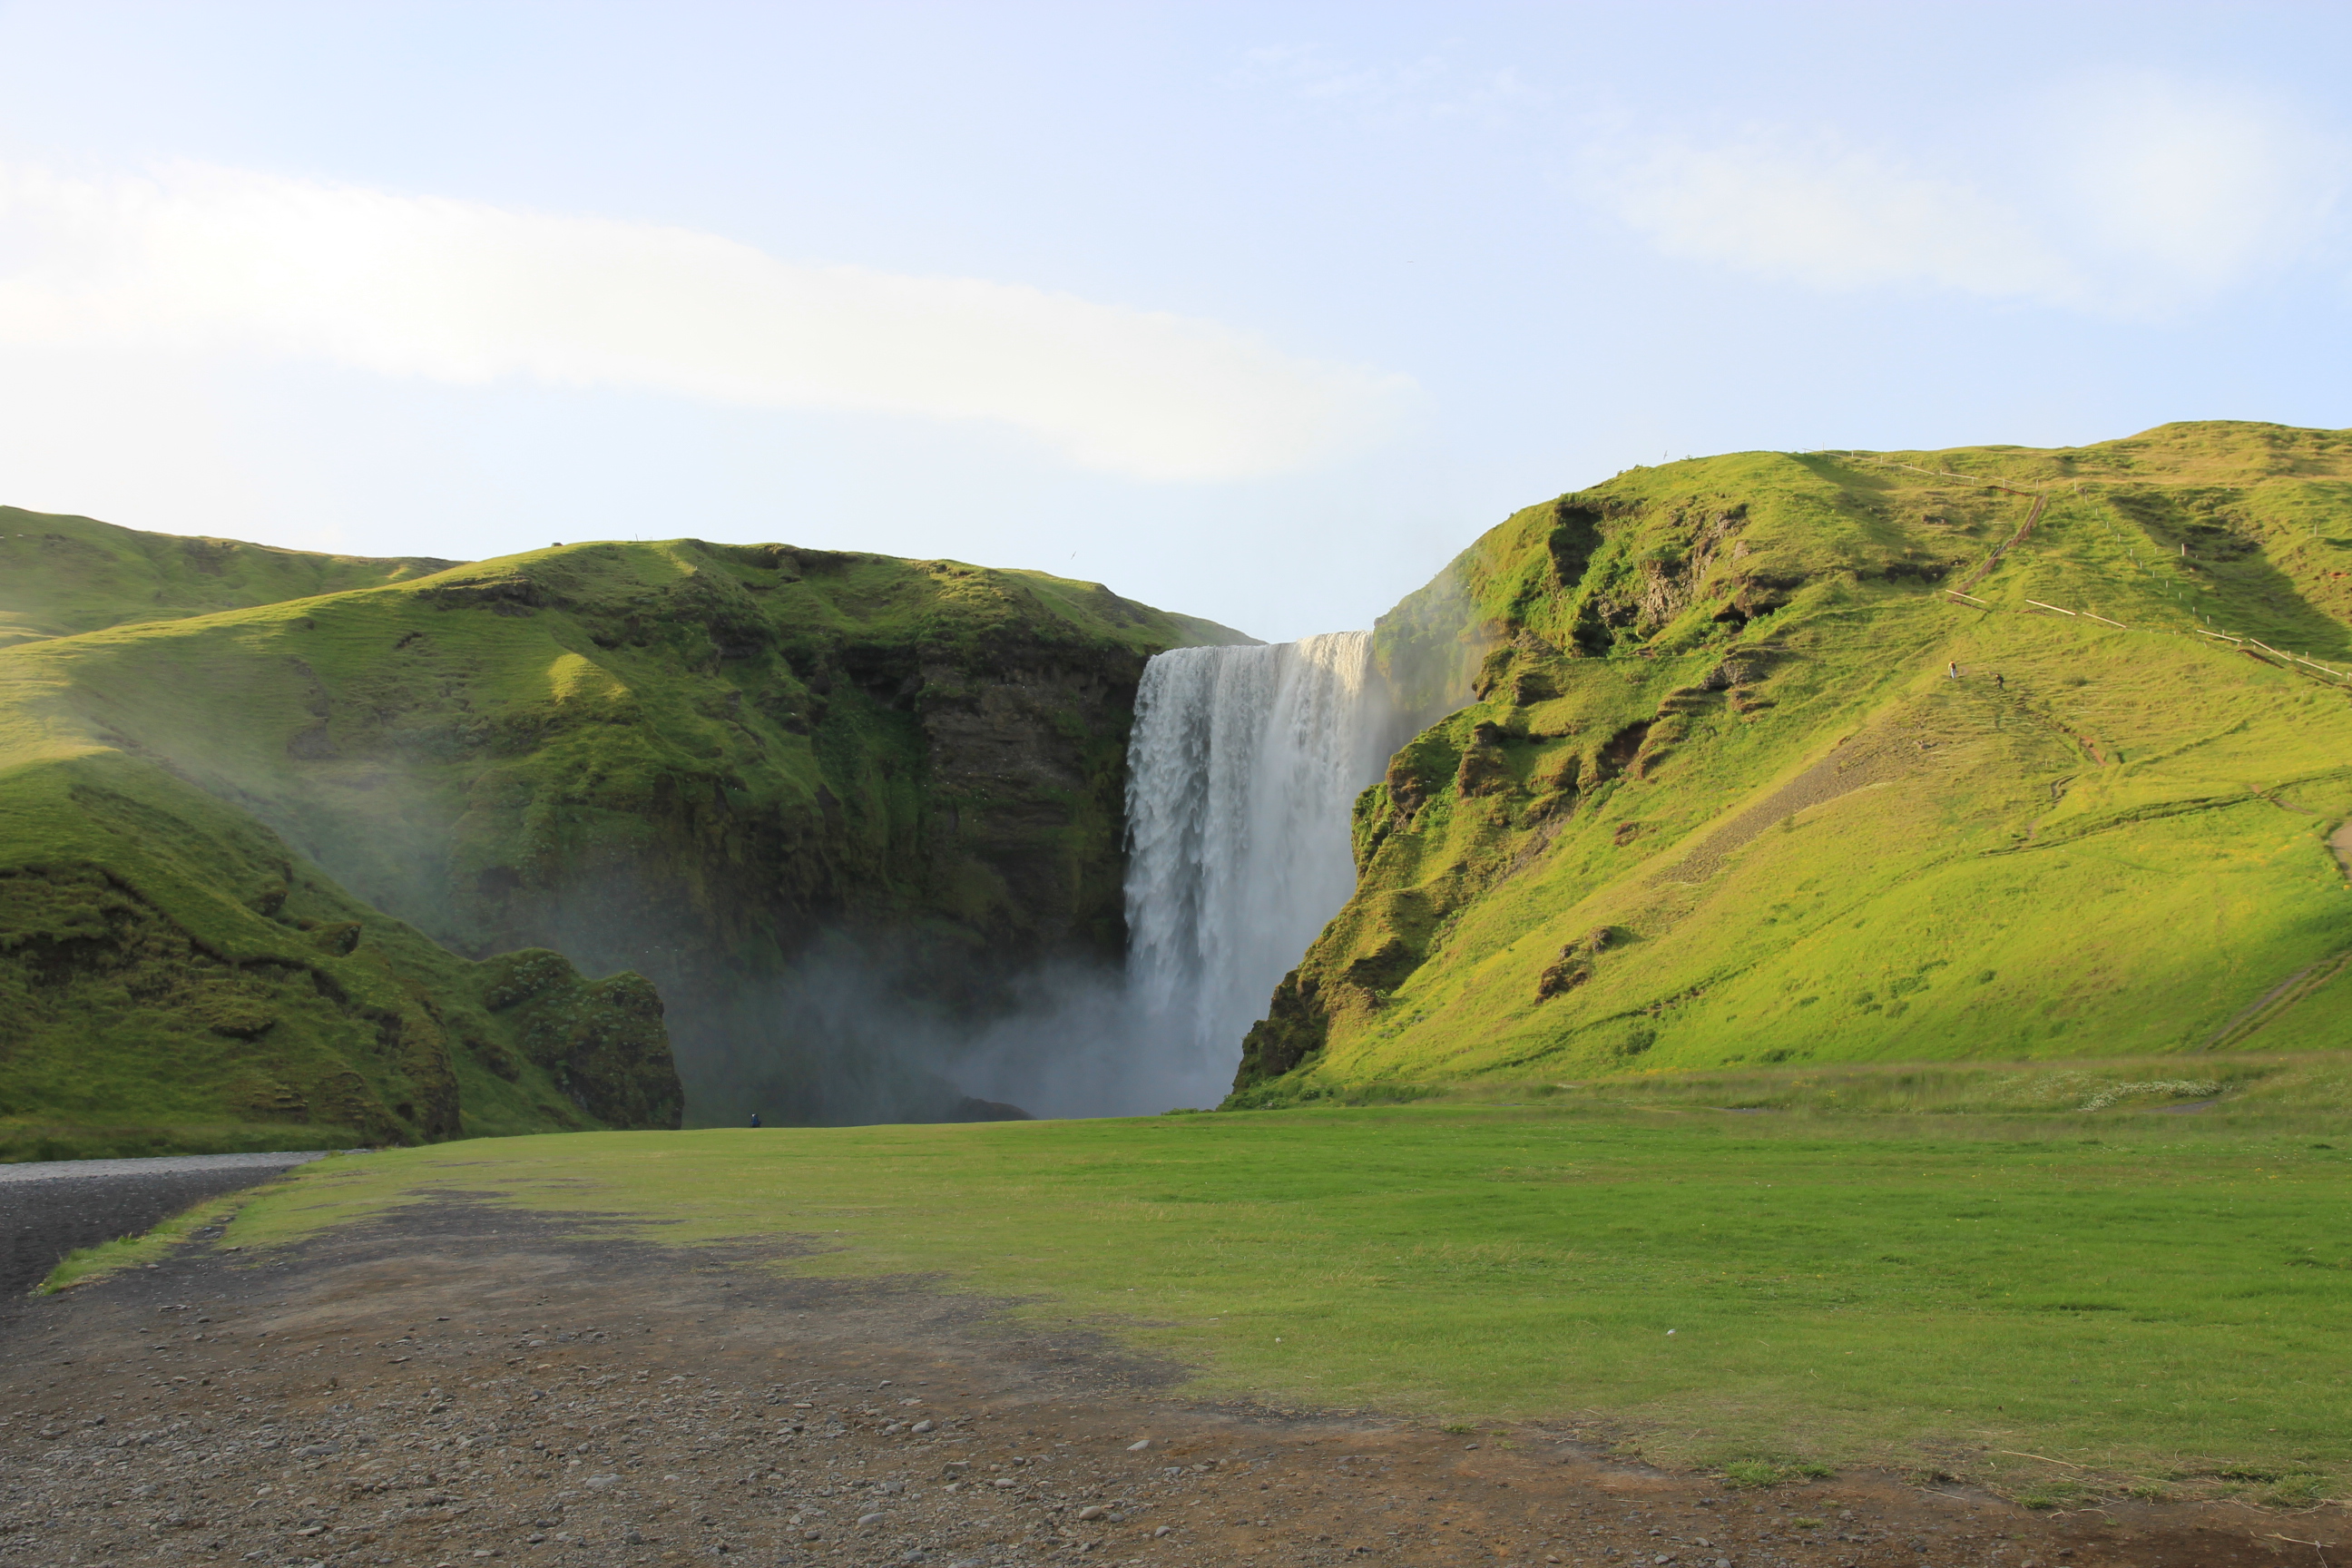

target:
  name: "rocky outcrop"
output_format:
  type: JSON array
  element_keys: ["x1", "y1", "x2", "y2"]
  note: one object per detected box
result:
[{"x1": 481, "y1": 950, "x2": 681, "y2": 1129}]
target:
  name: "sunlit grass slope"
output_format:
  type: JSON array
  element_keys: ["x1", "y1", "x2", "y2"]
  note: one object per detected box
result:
[
  {"x1": 1236, "y1": 421, "x2": 2352, "y2": 1099},
  {"x1": 176, "y1": 1089, "x2": 2352, "y2": 1505},
  {"x1": 0, "y1": 505, "x2": 457, "y2": 648}
]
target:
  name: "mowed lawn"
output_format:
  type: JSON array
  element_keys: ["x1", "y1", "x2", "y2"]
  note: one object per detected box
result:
[{"x1": 207, "y1": 1104, "x2": 2351, "y2": 1493}]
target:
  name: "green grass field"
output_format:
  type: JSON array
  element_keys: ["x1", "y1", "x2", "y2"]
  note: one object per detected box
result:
[{"x1": 110, "y1": 1063, "x2": 2352, "y2": 1511}]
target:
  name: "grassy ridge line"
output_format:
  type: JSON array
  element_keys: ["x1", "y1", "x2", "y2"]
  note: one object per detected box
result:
[
  {"x1": 1243, "y1": 422, "x2": 2352, "y2": 1101},
  {"x1": 157, "y1": 1094, "x2": 2352, "y2": 1504},
  {"x1": 0, "y1": 505, "x2": 460, "y2": 647}
]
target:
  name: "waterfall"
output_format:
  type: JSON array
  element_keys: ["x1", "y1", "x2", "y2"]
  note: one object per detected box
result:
[
  {"x1": 847, "y1": 631, "x2": 1406, "y2": 1122},
  {"x1": 1122, "y1": 632, "x2": 1396, "y2": 1093}
]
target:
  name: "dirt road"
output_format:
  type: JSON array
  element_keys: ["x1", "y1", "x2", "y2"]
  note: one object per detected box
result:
[{"x1": 0, "y1": 1194, "x2": 2328, "y2": 1567}]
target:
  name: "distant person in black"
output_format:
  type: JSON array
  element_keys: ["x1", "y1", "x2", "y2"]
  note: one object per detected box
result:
[{"x1": 750, "y1": 1112, "x2": 761, "y2": 1128}]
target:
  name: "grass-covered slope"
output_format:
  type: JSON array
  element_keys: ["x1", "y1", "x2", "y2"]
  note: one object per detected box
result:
[
  {"x1": 1235, "y1": 420, "x2": 2352, "y2": 1100},
  {"x1": 0, "y1": 505, "x2": 456, "y2": 647},
  {"x1": 0, "y1": 750, "x2": 679, "y2": 1161},
  {"x1": 1, "y1": 517, "x2": 1251, "y2": 1149}
]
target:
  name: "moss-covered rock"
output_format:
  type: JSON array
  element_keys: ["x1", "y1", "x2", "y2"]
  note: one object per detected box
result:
[{"x1": 483, "y1": 950, "x2": 680, "y2": 1129}]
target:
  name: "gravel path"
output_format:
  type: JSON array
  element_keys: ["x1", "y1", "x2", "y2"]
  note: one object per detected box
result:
[{"x1": 0, "y1": 1152, "x2": 328, "y2": 1296}]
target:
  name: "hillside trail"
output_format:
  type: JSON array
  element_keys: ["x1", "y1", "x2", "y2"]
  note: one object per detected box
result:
[
  {"x1": 1954, "y1": 495, "x2": 2048, "y2": 595},
  {"x1": 1654, "y1": 662, "x2": 2038, "y2": 889},
  {"x1": 3, "y1": 1198, "x2": 2328, "y2": 1568},
  {"x1": 1658, "y1": 474, "x2": 2090, "y2": 890}
]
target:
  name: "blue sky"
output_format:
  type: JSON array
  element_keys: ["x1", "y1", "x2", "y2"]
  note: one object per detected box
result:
[{"x1": 0, "y1": 1, "x2": 2346, "y2": 639}]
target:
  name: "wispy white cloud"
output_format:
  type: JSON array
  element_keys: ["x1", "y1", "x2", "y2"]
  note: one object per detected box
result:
[
  {"x1": 1587, "y1": 73, "x2": 2347, "y2": 315},
  {"x1": 1598, "y1": 135, "x2": 2084, "y2": 304},
  {"x1": 2048, "y1": 72, "x2": 2345, "y2": 296},
  {"x1": 0, "y1": 160, "x2": 1413, "y2": 483}
]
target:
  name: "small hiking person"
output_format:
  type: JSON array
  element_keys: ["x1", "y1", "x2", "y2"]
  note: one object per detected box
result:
[
  {"x1": 1948, "y1": 662, "x2": 1959, "y2": 679},
  {"x1": 1994, "y1": 672, "x2": 2005, "y2": 691},
  {"x1": 750, "y1": 1111, "x2": 762, "y2": 1129}
]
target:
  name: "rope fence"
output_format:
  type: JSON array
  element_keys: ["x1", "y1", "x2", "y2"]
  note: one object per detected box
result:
[
  {"x1": 1945, "y1": 591, "x2": 2352, "y2": 685},
  {"x1": 1815, "y1": 450, "x2": 2349, "y2": 688}
]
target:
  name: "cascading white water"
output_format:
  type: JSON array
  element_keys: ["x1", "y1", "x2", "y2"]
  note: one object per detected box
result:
[
  {"x1": 1122, "y1": 633, "x2": 1396, "y2": 1093},
  {"x1": 847, "y1": 630, "x2": 1414, "y2": 1122}
]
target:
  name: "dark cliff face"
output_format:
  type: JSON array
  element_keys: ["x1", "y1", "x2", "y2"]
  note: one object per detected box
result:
[
  {"x1": 433, "y1": 615, "x2": 1173, "y2": 1123},
  {"x1": 333, "y1": 544, "x2": 1252, "y2": 1124},
  {"x1": 0, "y1": 519, "x2": 1252, "y2": 1141},
  {"x1": 912, "y1": 648, "x2": 1142, "y2": 963}
]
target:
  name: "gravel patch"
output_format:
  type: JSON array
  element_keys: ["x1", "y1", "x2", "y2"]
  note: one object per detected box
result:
[
  {"x1": 0, "y1": 1152, "x2": 332, "y2": 1186},
  {"x1": 0, "y1": 1152, "x2": 328, "y2": 1295}
]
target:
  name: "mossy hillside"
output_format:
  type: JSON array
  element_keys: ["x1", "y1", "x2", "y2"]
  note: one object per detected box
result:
[
  {"x1": 0, "y1": 748, "x2": 679, "y2": 1161},
  {"x1": 0, "y1": 505, "x2": 456, "y2": 648},
  {"x1": 2, "y1": 526, "x2": 1251, "y2": 1132},
  {"x1": 1237, "y1": 421, "x2": 2352, "y2": 1100}
]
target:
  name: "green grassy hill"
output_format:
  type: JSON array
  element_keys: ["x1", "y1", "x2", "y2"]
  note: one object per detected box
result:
[
  {"x1": 1233, "y1": 420, "x2": 2352, "y2": 1101},
  {"x1": 1, "y1": 514, "x2": 1250, "y2": 1155}
]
